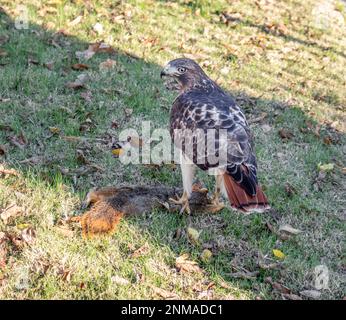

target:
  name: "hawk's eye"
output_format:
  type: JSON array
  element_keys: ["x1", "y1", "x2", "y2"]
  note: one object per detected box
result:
[{"x1": 177, "y1": 67, "x2": 186, "y2": 74}]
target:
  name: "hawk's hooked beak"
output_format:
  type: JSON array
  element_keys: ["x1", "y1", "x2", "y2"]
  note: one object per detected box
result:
[{"x1": 160, "y1": 64, "x2": 175, "y2": 78}]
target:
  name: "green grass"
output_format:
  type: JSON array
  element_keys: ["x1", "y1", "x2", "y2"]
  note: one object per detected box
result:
[{"x1": 0, "y1": 0, "x2": 345, "y2": 299}]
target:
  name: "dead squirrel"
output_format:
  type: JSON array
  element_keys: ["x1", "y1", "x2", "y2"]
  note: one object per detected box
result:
[{"x1": 71, "y1": 183, "x2": 224, "y2": 238}]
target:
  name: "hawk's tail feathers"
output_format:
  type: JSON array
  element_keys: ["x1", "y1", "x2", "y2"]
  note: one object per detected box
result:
[{"x1": 223, "y1": 173, "x2": 270, "y2": 213}]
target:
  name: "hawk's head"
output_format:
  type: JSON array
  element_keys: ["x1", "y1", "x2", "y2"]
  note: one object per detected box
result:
[{"x1": 160, "y1": 58, "x2": 210, "y2": 92}]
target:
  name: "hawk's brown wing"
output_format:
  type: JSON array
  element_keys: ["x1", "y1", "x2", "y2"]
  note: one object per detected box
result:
[{"x1": 170, "y1": 90, "x2": 258, "y2": 196}]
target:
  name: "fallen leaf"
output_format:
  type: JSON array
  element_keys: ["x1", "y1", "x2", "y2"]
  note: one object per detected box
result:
[
  {"x1": 187, "y1": 227, "x2": 200, "y2": 245},
  {"x1": 9, "y1": 131, "x2": 27, "y2": 149},
  {"x1": 0, "y1": 35, "x2": 9, "y2": 46},
  {"x1": 76, "y1": 42, "x2": 115, "y2": 60},
  {"x1": 176, "y1": 253, "x2": 202, "y2": 274},
  {"x1": 279, "y1": 128, "x2": 294, "y2": 140},
  {"x1": 0, "y1": 49, "x2": 8, "y2": 57},
  {"x1": 0, "y1": 165, "x2": 19, "y2": 177},
  {"x1": 130, "y1": 243, "x2": 149, "y2": 258},
  {"x1": 75, "y1": 49, "x2": 95, "y2": 60},
  {"x1": 43, "y1": 61, "x2": 54, "y2": 70},
  {"x1": 111, "y1": 275, "x2": 130, "y2": 286},
  {"x1": 284, "y1": 182, "x2": 296, "y2": 196},
  {"x1": 0, "y1": 144, "x2": 7, "y2": 156},
  {"x1": 318, "y1": 163, "x2": 334, "y2": 172},
  {"x1": 279, "y1": 224, "x2": 302, "y2": 235},
  {"x1": 19, "y1": 155, "x2": 46, "y2": 165},
  {"x1": 0, "y1": 204, "x2": 24, "y2": 224},
  {"x1": 273, "y1": 249, "x2": 286, "y2": 260},
  {"x1": 76, "y1": 149, "x2": 89, "y2": 164},
  {"x1": 71, "y1": 63, "x2": 89, "y2": 71},
  {"x1": 80, "y1": 90, "x2": 92, "y2": 102},
  {"x1": 300, "y1": 290, "x2": 321, "y2": 299},
  {"x1": 0, "y1": 232, "x2": 8, "y2": 270},
  {"x1": 99, "y1": 59, "x2": 117, "y2": 70},
  {"x1": 228, "y1": 271, "x2": 259, "y2": 280},
  {"x1": 323, "y1": 135, "x2": 334, "y2": 145},
  {"x1": 79, "y1": 117, "x2": 94, "y2": 132},
  {"x1": 150, "y1": 285, "x2": 179, "y2": 299},
  {"x1": 65, "y1": 73, "x2": 89, "y2": 89},
  {"x1": 124, "y1": 108, "x2": 133, "y2": 117},
  {"x1": 261, "y1": 124, "x2": 272, "y2": 132},
  {"x1": 271, "y1": 281, "x2": 291, "y2": 294},
  {"x1": 68, "y1": 15, "x2": 83, "y2": 27},
  {"x1": 20, "y1": 227, "x2": 36, "y2": 245},
  {"x1": 60, "y1": 268, "x2": 72, "y2": 282}
]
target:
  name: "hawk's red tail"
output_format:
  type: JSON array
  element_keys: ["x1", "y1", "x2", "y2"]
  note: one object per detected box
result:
[{"x1": 223, "y1": 173, "x2": 270, "y2": 213}]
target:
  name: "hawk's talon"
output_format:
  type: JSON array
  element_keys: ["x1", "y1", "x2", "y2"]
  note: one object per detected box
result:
[
  {"x1": 210, "y1": 192, "x2": 225, "y2": 208},
  {"x1": 169, "y1": 194, "x2": 191, "y2": 215}
]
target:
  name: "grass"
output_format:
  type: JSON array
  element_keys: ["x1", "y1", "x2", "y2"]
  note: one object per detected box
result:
[{"x1": 0, "y1": 0, "x2": 345, "y2": 299}]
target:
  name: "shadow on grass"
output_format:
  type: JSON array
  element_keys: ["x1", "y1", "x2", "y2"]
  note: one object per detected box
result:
[{"x1": 0, "y1": 8, "x2": 345, "y2": 299}]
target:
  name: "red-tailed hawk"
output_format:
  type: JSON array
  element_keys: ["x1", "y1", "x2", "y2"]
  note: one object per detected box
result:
[{"x1": 160, "y1": 58, "x2": 269, "y2": 214}]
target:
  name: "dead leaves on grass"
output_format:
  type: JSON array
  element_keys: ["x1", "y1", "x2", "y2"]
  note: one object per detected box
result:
[
  {"x1": 129, "y1": 243, "x2": 149, "y2": 258},
  {"x1": 150, "y1": 285, "x2": 179, "y2": 299},
  {"x1": 0, "y1": 204, "x2": 25, "y2": 225},
  {"x1": 175, "y1": 253, "x2": 202, "y2": 274},
  {"x1": 8, "y1": 131, "x2": 27, "y2": 149},
  {"x1": 65, "y1": 73, "x2": 89, "y2": 90},
  {"x1": 75, "y1": 42, "x2": 115, "y2": 61}
]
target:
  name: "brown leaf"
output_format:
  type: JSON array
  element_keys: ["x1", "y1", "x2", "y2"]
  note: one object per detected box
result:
[
  {"x1": 0, "y1": 144, "x2": 7, "y2": 156},
  {"x1": 284, "y1": 182, "x2": 296, "y2": 196},
  {"x1": 79, "y1": 118, "x2": 94, "y2": 132},
  {"x1": 111, "y1": 275, "x2": 130, "y2": 286},
  {"x1": 129, "y1": 243, "x2": 149, "y2": 258},
  {"x1": 0, "y1": 232, "x2": 8, "y2": 270},
  {"x1": 68, "y1": 15, "x2": 83, "y2": 27},
  {"x1": 0, "y1": 204, "x2": 24, "y2": 224},
  {"x1": 89, "y1": 42, "x2": 115, "y2": 54},
  {"x1": 71, "y1": 63, "x2": 89, "y2": 71},
  {"x1": 60, "y1": 268, "x2": 72, "y2": 282},
  {"x1": 0, "y1": 35, "x2": 9, "y2": 46},
  {"x1": 150, "y1": 285, "x2": 179, "y2": 299},
  {"x1": 76, "y1": 149, "x2": 89, "y2": 164},
  {"x1": 65, "y1": 73, "x2": 89, "y2": 90},
  {"x1": 80, "y1": 90, "x2": 92, "y2": 102},
  {"x1": 9, "y1": 131, "x2": 27, "y2": 149},
  {"x1": 124, "y1": 108, "x2": 133, "y2": 117},
  {"x1": 0, "y1": 48, "x2": 8, "y2": 57},
  {"x1": 19, "y1": 155, "x2": 46, "y2": 165},
  {"x1": 265, "y1": 277, "x2": 291, "y2": 294},
  {"x1": 43, "y1": 61, "x2": 54, "y2": 70},
  {"x1": 279, "y1": 128, "x2": 294, "y2": 140},
  {"x1": 323, "y1": 135, "x2": 333, "y2": 145},
  {"x1": 20, "y1": 227, "x2": 36, "y2": 245},
  {"x1": 228, "y1": 271, "x2": 259, "y2": 280},
  {"x1": 282, "y1": 293, "x2": 303, "y2": 300},
  {"x1": 175, "y1": 253, "x2": 202, "y2": 274},
  {"x1": 99, "y1": 59, "x2": 117, "y2": 70},
  {"x1": 0, "y1": 165, "x2": 19, "y2": 177}
]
